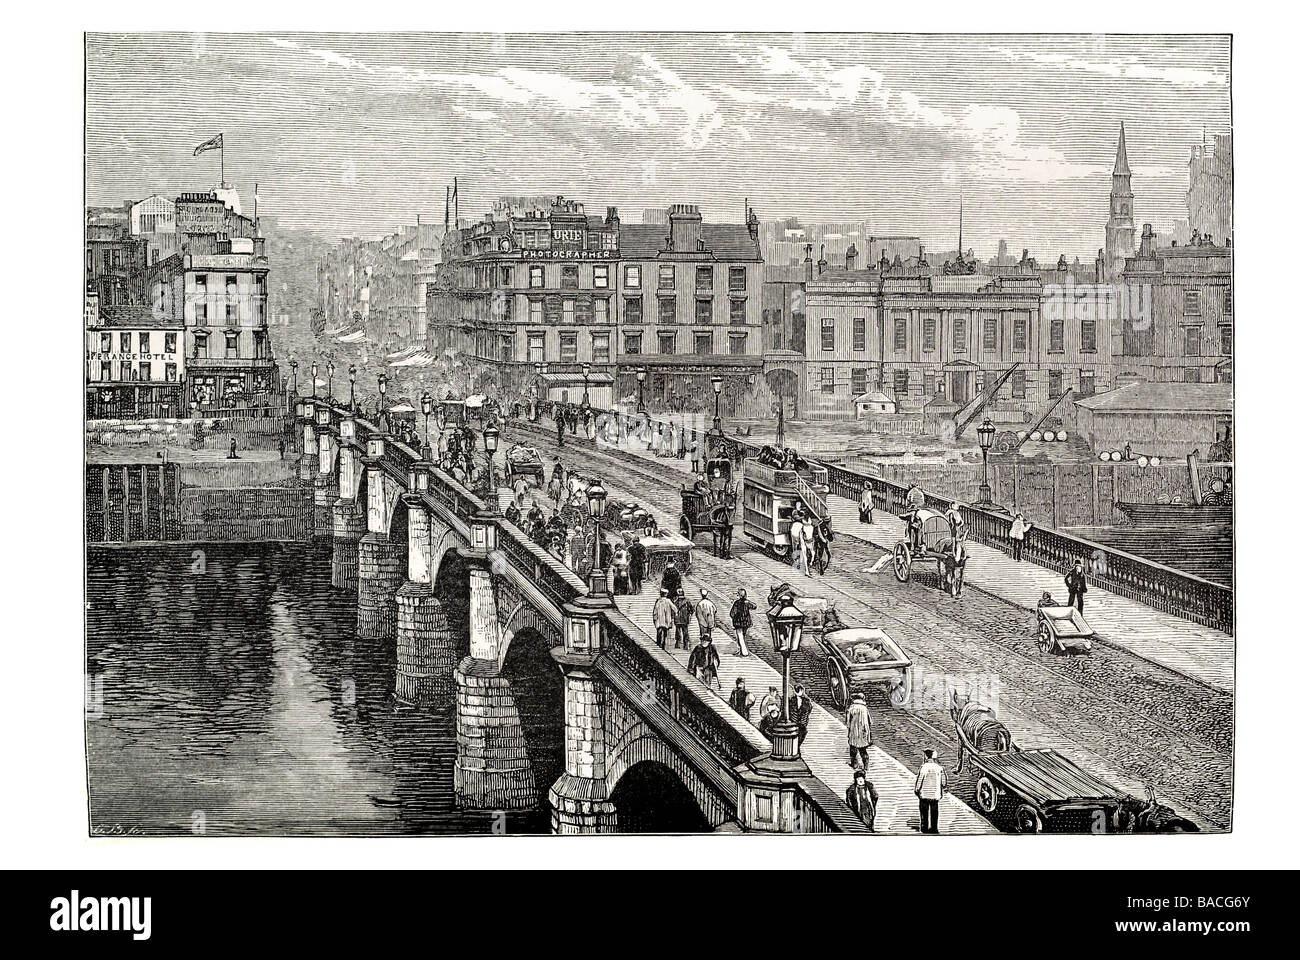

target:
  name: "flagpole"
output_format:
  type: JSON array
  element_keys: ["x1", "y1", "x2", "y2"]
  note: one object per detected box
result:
[{"x1": 220, "y1": 138, "x2": 224, "y2": 188}]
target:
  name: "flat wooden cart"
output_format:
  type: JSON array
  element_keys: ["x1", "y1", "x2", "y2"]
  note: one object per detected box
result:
[
  {"x1": 1037, "y1": 604, "x2": 1094, "y2": 654},
  {"x1": 818, "y1": 626, "x2": 913, "y2": 709},
  {"x1": 953, "y1": 710, "x2": 1126, "y2": 834}
]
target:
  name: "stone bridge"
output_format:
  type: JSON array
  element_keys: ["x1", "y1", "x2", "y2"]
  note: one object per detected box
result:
[{"x1": 297, "y1": 399, "x2": 863, "y2": 834}]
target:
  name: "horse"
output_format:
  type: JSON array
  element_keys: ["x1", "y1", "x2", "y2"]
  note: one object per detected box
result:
[
  {"x1": 950, "y1": 689, "x2": 1012, "y2": 773},
  {"x1": 707, "y1": 498, "x2": 735, "y2": 559},
  {"x1": 811, "y1": 518, "x2": 834, "y2": 575}
]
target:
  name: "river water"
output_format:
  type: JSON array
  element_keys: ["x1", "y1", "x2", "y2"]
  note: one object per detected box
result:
[{"x1": 86, "y1": 541, "x2": 564, "y2": 836}]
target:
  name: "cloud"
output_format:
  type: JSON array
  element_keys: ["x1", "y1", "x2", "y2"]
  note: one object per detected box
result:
[{"x1": 994, "y1": 47, "x2": 1228, "y2": 87}]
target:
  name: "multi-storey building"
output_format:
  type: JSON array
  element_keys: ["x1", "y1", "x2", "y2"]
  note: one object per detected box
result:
[
  {"x1": 84, "y1": 291, "x2": 185, "y2": 418},
  {"x1": 1117, "y1": 223, "x2": 1232, "y2": 385}
]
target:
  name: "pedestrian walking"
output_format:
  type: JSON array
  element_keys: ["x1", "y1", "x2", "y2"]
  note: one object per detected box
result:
[
  {"x1": 695, "y1": 588, "x2": 718, "y2": 644},
  {"x1": 556, "y1": 412, "x2": 565, "y2": 446},
  {"x1": 729, "y1": 589, "x2": 756, "y2": 657},
  {"x1": 758, "y1": 702, "x2": 782, "y2": 742},
  {"x1": 628, "y1": 535, "x2": 647, "y2": 594},
  {"x1": 689, "y1": 434, "x2": 700, "y2": 473},
  {"x1": 227, "y1": 436, "x2": 239, "y2": 459},
  {"x1": 945, "y1": 503, "x2": 967, "y2": 543},
  {"x1": 798, "y1": 523, "x2": 814, "y2": 576},
  {"x1": 1009, "y1": 512, "x2": 1031, "y2": 561},
  {"x1": 789, "y1": 683, "x2": 813, "y2": 746},
  {"x1": 1065, "y1": 559, "x2": 1088, "y2": 613},
  {"x1": 759, "y1": 685, "x2": 781, "y2": 719},
  {"x1": 612, "y1": 544, "x2": 631, "y2": 595},
  {"x1": 858, "y1": 482, "x2": 873, "y2": 524},
  {"x1": 513, "y1": 475, "x2": 529, "y2": 512},
  {"x1": 661, "y1": 559, "x2": 682, "y2": 598},
  {"x1": 789, "y1": 513, "x2": 805, "y2": 571},
  {"x1": 673, "y1": 589, "x2": 694, "y2": 650},
  {"x1": 915, "y1": 748, "x2": 946, "y2": 834},
  {"x1": 845, "y1": 769, "x2": 879, "y2": 831},
  {"x1": 278, "y1": 436, "x2": 286, "y2": 461},
  {"x1": 652, "y1": 589, "x2": 675, "y2": 649},
  {"x1": 846, "y1": 692, "x2": 873, "y2": 770},
  {"x1": 687, "y1": 634, "x2": 720, "y2": 689},
  {"x1": 728, "y1": 677, "x2": 755, "y2": 722}
]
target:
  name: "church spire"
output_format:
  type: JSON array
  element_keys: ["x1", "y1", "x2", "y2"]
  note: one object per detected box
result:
[{"x1": 1113, "y1": 121, "x2": 1131, "y2": 177}]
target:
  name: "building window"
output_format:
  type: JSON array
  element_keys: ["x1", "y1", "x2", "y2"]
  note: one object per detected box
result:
[
  {"x1": 952, "y1": 316, "x2": 966, "y2": 353},
  {"x1": 1224, "y1": 288, "x2": 1232, "y2": 316},
  {"x1": 500, "y1": 266, "x2": 512, "y2": 287},
  {"x1": 139, "y1": 361, "x2": 152, "y2": 381},
  {"x1": 658, "y1": 296, "x2": 676, "y2": 324},
  {"x1": 695, "y1": 298, "x2": 713, "y2": 323},
  {"x1": 1220, "y1": 325, "x2": 1232, "y2": 356},
  {"x1": 1014, "y1": 314, "x2": 1027, "y2": 350},
  {"x1": 1216, "y1": 363, "x2": 1232, "y2": 384},
  {"x1": 561, "y1": 265, "x2": 579, "y2": 290},
  {"x1": 593, "y1": 265, "x2": 608, "y2": 289},
  {"x1": 983, "y1": 317, "x2": 997, "y2": 350},
  {"x1": 528, "y1": 333, "x2": 545, "y2": 363},
  {"x1": 591, "y1": 333, "x2": 610, "y2": 364},
  {"x1": 1048, "y1": 369, "x2": 1062, "y2": 398},
  {"x1": 893, "y1": 316, "x2": 907, "y2": 351},
  {"x1": 529, "y1": 300, "x2": 544, "y2": 325},
  {"x1": 624, "y1": 333, "x2": 642, "y2": 355},
  {"x1": 625, "y1": 265, "x2": 641, "y2": 289},
  {"x1": 696, "y1": 265, "x2": 713, "y2": 292},
  {"x1": 1079, "y1": 369, "x2": 1096, "y2": 398},
  {"x1": 500, "y1": 334, "x2": 514, "y2": 360},
  {"x1": 821, "y1": 367, "x2": 835, "y2": 394},
  {"x1": 254, "y1": 331, "x2": 269, "y2": 359},
  {"x1": 529, "y1": 265, "x2": 544, "y2": 289},
  {"x1": 562, "y1": 299, "x2": 575, "y2": 324},
  {"x1": 893, "y1": 369, "x2": 909, "y2": 397},
  {"x1": 853, "y1": 317, "x2": 867, "y2": 352},
  {"x1": 694, "y1": 331, "x2": 713, "y2": 355},
  {"x1": 194, "y1": 334, "x2": 208, "y2": 359},
  {"x1": 139, "y1": 332, "x2": 151, "y2": 354},
  {"x1": 1081, "y1": 318, "x2": 1097, "y2": 353},
  {"x1": 1184, "y1": 366, "x2": 1202, "y2": 383},
  {"x1": 658, "y1": 264, "x2": 675, "y2": 290},
  {"x1": 658, "y1": 331, "x2": 676, "y2": 355},
  {"x1": 99, "y1": 361, "x2": 111, "y2": 381},
  {"x1": 729, "y1": 332, "x2": 748, "y2": 355},
  {"x1": 226, "y1": 300, "x2": 239, "y2": 323},
  {"x1": 923, "y1": 317, "x2": 936, "y2": 352},
  {"x1": 225, "y1": 332, "x2": 239, "y2": 359},
  {"x1": 1049, "y1": 318, "x2": 1064, "y2": 352},
  {"x1": 729, "y1": 299, "x2": 746, "y2": 325},
  {"x1": 1185, "y1": 325, "x2": 1202, "y2": 357},
  {"x1": 119, "y1": 332, "x2": 132, "y2": 352},
  {"x1": 165, "y1": 333, "x2": 177, "y2": 353},
  {"x1": 559, "y1": 332, "x2": 578, "y2": 363},
  {"x1": 852, "y1": 368, "x2": 870, "y2": 395},
  {"x1": 624, "y1": 297, "x2": 642, "y2": 324},
  {"x1": 1183, "y1": 289, "x2": 1201, "y2": 315},
  {"x1": 923, "y1": 370, "x2": 936, "y2": 396},
  {"x1": 1012, "y1": 369, "x2": 1026, "y2": 399},
  {"x1": 119, "y1": 361, "x2": 132, "y2": 381},
  {"x1": 99, "y1": 333, "x2": 111, "y2": 353},
  {"x1": 729, "y1": 266, "x2": 746, "y2": 293},
  {"x1": 594, "y1": 298, "x2": 609, "y2": 325},
  {"x1": 821, "y1": 317, "x2": 835, "y2": 352}
]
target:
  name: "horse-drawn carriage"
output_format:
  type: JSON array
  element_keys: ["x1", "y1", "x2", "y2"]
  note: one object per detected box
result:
[
  {"x1": 950, "y1": 691, "x2": 1198, "y2": 834},
  {"x1": 679, "y1": 458, "x2": 736, "y2": 558},
  {"x1": 504, "y1": 444, "x2": 545, "y2": 486},
  {"x1": 893, "y1": 508, "x2": 966, "y2": 597},
  {"x1": 741, "y1": 455, "x2": 832, "y2": 562}
]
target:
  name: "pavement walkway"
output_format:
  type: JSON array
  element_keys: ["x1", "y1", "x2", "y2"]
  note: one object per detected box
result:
[{"x1": 514, "y1": 422, "x2": 1234, "y2": 694}]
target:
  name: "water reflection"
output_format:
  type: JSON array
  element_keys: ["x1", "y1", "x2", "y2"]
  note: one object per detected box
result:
[{"x1": 87, "y1": 541, "x2": 560, "y2": 835}]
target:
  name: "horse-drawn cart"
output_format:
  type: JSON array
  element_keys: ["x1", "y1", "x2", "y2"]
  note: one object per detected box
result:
[
  {"x1": 679, "y1": 458, "x2": 736, "y2": 557},
  {"x1": 820, "y1": 626, "x2": 913, "y2": 709},
  {"x1": 894, "y1": 509, "x2": 966, "y2": 598}
]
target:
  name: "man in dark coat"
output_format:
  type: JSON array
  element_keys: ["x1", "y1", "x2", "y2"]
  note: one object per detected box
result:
[
  {"x1": 661, "y1": 560, "x2": 682, "y2": 598},
  {"x1": 1065, "y1": 559, "x2": 1088, "y2": 613},
  {"x1": 789, "y1": 683, "x2": 813, "y2": 746},
  {"x1": 628, "y1": 536, "x2": 647, "y2": 594},
  {"x1": 729, "y1": 589, "x2": 756, "y2": 657},
  {"x1": 687, "y1": 634, "x2": 720, "y2": 689},
  {"x1": 728, "y1": 677, "x2": 755, "y2": 722},
  {"x1": 556, "y1": 410, "x2": 565, "y2": 446},
  {"x1": 673, "y1": 589, "x2": 694, "y2": 650},
  {"x1": 845, "y1": 769, "x2": 879, "y2": 831}
]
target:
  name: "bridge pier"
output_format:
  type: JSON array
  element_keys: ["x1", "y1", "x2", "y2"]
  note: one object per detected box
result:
[
  {"x1": 299, "y1": 415, "x2": 318, "y2": 482},
  {"x1": 331, "y1": 423, "x2": 365, "y2": 590},
  {"x1": 313, "y1": 425, "x2": 338, "y2": 535},
  {"x1": 395, "y1": 488, "x2": 458, "y2": 704},
  {"x1": 356, "y1": 533, "x2": 404, "y2": 640},
  {"x1": 453, "y1": 555, "x2": 538, "y2": 810}
]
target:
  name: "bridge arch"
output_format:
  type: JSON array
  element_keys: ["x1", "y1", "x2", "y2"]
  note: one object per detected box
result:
[
  {"x1": 608, "y1": 760, "x2": 712, "y2": 833},
  {"x1": 604, "y1": 713, "x2": 734, "y2": 831}
]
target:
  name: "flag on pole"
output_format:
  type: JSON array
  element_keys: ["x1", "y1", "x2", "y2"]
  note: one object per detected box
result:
[{"x1": 193, "y1": 134, "x2": 223, "y2": 156}]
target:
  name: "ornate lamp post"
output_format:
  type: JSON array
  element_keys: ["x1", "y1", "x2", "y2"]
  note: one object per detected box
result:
[
  {"x1": 636, "y1": 367, "x2": 647, "y2": 414},
  {"x1": 585, "y1": 478, "x2": 608, "y2": 596},
  {"x1": 421, "y1": 392, "x2": 434, "y2": 459},
  {"x1": 765, "y1": 590, "x2": 806, "y2": 761},
  {"x1": 310, "y1": 362, "x2": 318, "y2": 399},
  {"x1": 711, "y1": 375, "x2": 724, "y2": 435},
  {"x1": 976, "y1": 417, "x2": 996, "y2": 507},
  {"x1": 482, "y1": 422, "x2": 500, "y2": 501},
  {"x1": 348, "y1": 364, "x2": 357, "y2": 412},
  {"x1": 289, "y1": 359, "x2": 298, "y2": 397},
  {"x1": 581, "y1": 362, "x2": 592, "y2": 407},
  {"x1": 326, "y1": 362, "x2": 335, "y2": 401},
  {"x1": 377, "y1": 373, "x2": 388, "y2": 427}
]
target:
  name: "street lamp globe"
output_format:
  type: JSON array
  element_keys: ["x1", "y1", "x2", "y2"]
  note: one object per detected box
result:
[
  {"x1": 483, "y1": 423, "x2": 500, "y2": 454},
  {"x1": 421, "y1": 392, "x2": 434, "y2": 418},
  {"x1": 711, "y1": 375, "x2": 724, "y2": 396},
  {"x1": 349, "y1": 364, "x2": 357, "y2": 384},
  {"x1": 766, "y1": 592, "x2": 806, "y2": 655},
  {"x1": 976, "y1": 418, "x2": 996, "y2": 451},
  {"x1": 636, "y1": 368, "x2": 647, "y2": 384},
  {"x1": 586, "y1": 478, "x2": 608, "y2": 519}
]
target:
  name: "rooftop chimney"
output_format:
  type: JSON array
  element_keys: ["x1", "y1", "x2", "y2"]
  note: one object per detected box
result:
[
  {"x1": 1140, "y1": 223, "x2": 1155, "y2": 258},
  {"x1": 1095, "y1": 248, "x2": 1105, "y2": 283},
  {"x1": 605, "y1": 206, "x2": 619, "y2": 226},
  {"x1": 746, "y1": 205, "x2": 760, "y2": 242},
  {"x1": 668, "y1": 203, "x2": 702, "y2": 253},
  {"x1": 817, "y1": 244, "x2": 827, "y2": 276},
  {"x1": 845, "y1": 243, "x2": 858, "y2": 270},
  {"x1": 804, "y1": 243, "x2": 814, "y2": 284}
]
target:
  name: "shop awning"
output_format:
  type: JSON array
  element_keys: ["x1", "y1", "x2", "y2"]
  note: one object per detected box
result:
[{"x1": 539, "y1": 372, "x2": 615, "y2": 385}]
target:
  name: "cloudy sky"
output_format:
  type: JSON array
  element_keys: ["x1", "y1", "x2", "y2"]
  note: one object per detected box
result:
[{"x1": 86, "y1": 32, "x2": 1230, "y2": 258}]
